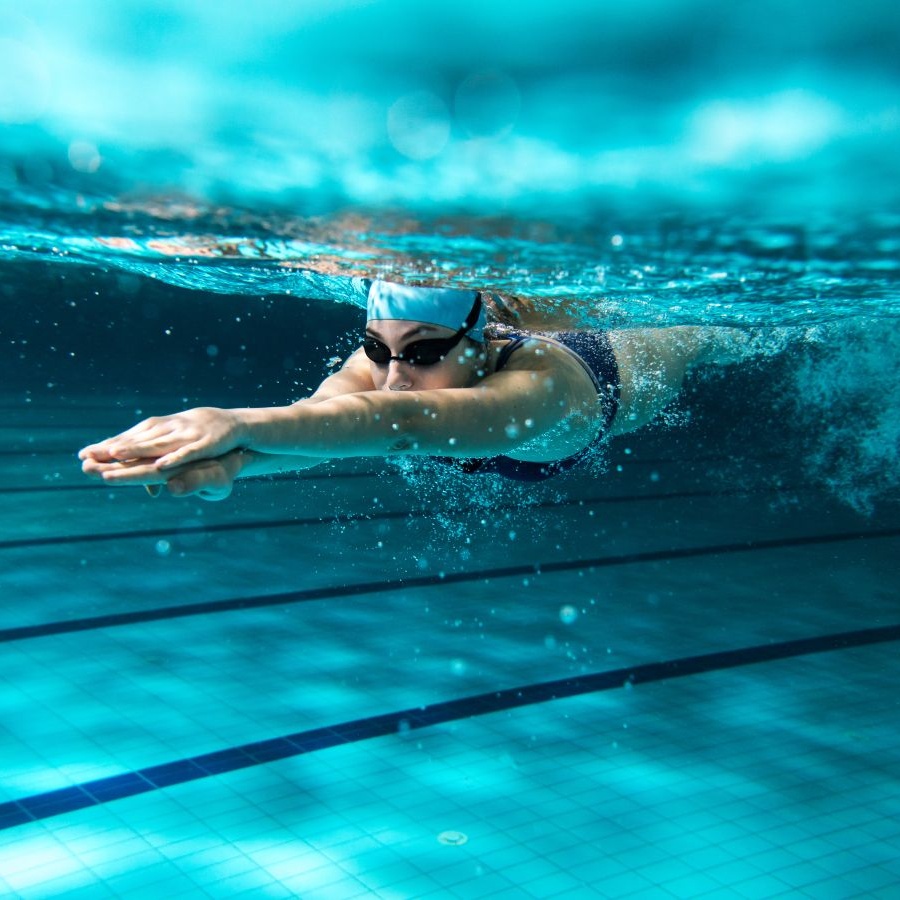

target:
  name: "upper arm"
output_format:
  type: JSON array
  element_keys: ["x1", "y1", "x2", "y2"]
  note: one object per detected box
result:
[{"x1": 389, "y1": 345, "x2": 604, "y2": 459}]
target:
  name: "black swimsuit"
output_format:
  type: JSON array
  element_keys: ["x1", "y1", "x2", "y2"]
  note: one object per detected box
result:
[{"x1": 438, "y1": 331, "x2": 621, "y2": 482}]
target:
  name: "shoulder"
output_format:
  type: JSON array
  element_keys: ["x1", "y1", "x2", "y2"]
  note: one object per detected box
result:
[
  {"x1": 481, "y1": 335, "x2": 600, "y2": 405},
  {"x1": 486, "y1": 334, "x2": 584, "y2": 377},
  {"x1": 308, "y1": 346, "x2": 375, "y2": 402}
]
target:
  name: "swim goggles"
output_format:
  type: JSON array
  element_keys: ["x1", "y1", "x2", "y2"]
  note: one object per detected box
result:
[{"x1": 363, "y1": 296, "x2": 483, "y2": 367}]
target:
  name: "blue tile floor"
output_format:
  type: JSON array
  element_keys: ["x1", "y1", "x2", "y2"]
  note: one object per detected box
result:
[{"x1": 2, "y1": 646, "x2": 898, "y2": 898}]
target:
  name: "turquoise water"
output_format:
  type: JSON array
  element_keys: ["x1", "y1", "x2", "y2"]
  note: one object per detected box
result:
[{"x1": 2, "y1": 2, "x2": 900, "y2": 897}]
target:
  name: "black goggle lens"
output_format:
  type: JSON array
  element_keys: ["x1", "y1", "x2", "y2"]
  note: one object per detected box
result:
[{"x1": 363, "y1": 335, "x2": 459, "y2": 367}]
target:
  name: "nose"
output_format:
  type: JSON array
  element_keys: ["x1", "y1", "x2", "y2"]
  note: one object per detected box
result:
[{"x1": 383, "y1": 359, "x2": 413, "y2": 391}]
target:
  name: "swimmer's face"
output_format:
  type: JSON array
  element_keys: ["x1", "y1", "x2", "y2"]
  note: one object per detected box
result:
[{"x1": 364, "y1": 319, "x2": 486, "y2": 392}]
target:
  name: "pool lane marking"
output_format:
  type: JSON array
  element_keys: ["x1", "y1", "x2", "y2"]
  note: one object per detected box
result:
[
  {"x1": 0, "y1": 485, "x2": 805, "y2": 550},
  {"x1": 1, "y1": 526, "x2": 897, "y2": 644},
  {"x1": 1, "y1": 621, "x2": 898, "y2": 832}
]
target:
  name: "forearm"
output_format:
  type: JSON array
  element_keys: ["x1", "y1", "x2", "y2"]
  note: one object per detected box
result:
[
  {"x1": 231, "y1": 388, "x2": 527, "y2": 459},
  {"x1": 233, "y1": 395, "x2": 420, "y2": 458},
  {"x1": 233, "y1": 447, "x2": 330, "y2": 477}
]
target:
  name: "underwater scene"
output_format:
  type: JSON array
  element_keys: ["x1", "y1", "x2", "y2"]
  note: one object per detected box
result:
[{"x1": 2, "y1": 1, "x2": 899, "y2": 897}]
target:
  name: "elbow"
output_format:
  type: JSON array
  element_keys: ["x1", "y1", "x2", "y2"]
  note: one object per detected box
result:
[
  {"x1": 354, "y1": 395, "x2": 424, "y2": 455},
  {"x1": 385, "y1": 407, "x2": 424, "y2": 454},
  {"x1": 387, "y1": 435, "x2": 419, "y2": 454}
]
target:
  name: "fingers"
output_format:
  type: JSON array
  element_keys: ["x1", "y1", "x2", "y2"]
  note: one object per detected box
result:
[
  {"x1": 79, "y1": 440, "x2": 125, "y2": 462},
  {"x1": 81, "y1": 456, "x2": 126, "y2": 479},
  {"x1": 79, "y1": 419, "x2": 170, "y2": 461},
  {"x1": 104, "y1": 430, "x2": 184, "y2": 461},
  {"x1": 79, "y1": 415, "x2": 201, "y2": 462},
  {"x1": 81, "y1": 456, "x2": 169, "y2": 485},
  {"x1": 156, "y1": 442, "x2": 210, "y2": 470}
]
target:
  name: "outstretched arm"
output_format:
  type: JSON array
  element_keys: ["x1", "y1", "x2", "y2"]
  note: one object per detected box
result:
[
  {"x1": 81, "y1": 342, "x2": 600, "y2": 474},
  {"x1": 225, "y1": 371, "x2": 572, "y2": 461},
  {"x1": 83, "y1": 373, "x2": 564, "y2": 473}
]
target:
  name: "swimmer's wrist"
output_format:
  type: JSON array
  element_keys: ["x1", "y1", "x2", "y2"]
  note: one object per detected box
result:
[
  {"x1": 229, "y1": 405, "x2": 303, "y2": 452},
  {"x1": 229, "y1": 408, "x2": 254, "y2": 449}
]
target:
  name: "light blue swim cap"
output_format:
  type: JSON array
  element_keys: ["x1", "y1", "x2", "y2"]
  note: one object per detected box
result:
[{"x1": 366, "y1": 280, "x2": 486, "y2": 342}]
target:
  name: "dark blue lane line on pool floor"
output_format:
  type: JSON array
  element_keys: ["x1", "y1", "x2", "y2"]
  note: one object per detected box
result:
[
  {"x1": 0, "y1": 485, "x2": 804, "y2": 550},
  {"x1": 1, "y1": 526, "x2": 897, "y2": 644},
  {"x1": 1, "y1": 622, "x2": 898, "y2": 832}
]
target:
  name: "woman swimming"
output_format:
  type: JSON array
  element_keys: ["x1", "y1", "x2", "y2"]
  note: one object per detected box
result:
[{"x1": 79, "y1": 280, "x2": 745, "y2": 499}]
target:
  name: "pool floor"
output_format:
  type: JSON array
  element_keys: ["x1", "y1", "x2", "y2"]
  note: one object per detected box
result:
[{"x1": 1, "y1": 394, "x2": 898, "y2": 898}]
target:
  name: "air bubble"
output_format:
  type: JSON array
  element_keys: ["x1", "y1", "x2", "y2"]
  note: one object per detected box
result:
[
  {"x1": 68, "y1": 140, "x2": 101, "y2": 173},
  {"x1": 388, "y1": 90, "x2": 451, "y2": 160}
]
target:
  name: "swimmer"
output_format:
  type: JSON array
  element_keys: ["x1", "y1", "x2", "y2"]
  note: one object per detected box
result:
[{"x1": 79, "y1": 280, "x2": 749, "y2": 500}]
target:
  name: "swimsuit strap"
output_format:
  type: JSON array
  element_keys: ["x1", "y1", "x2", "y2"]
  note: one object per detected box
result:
[
  {"x1": 493, "y1": 331, "x2": 618, "y2": 427},
  {"x1": 493, "y1": 334, "x2": 529, "y2": 373}
]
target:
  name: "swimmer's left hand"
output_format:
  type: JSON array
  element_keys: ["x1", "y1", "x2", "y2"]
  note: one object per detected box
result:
[
  {"x1": 81, "y1": 451, "x2": 242, "y2": 502},
  {"x1": 81, "y1": 454, "x2": 173, "y2": 487},
  {"x1": 163, "y1": 456, "x2": 240, "y2": 501}
]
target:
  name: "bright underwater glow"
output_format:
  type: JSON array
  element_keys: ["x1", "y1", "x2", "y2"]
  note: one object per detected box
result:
[{"x1": 0, "y1": 0, "x2": 897, "y2": 213}]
